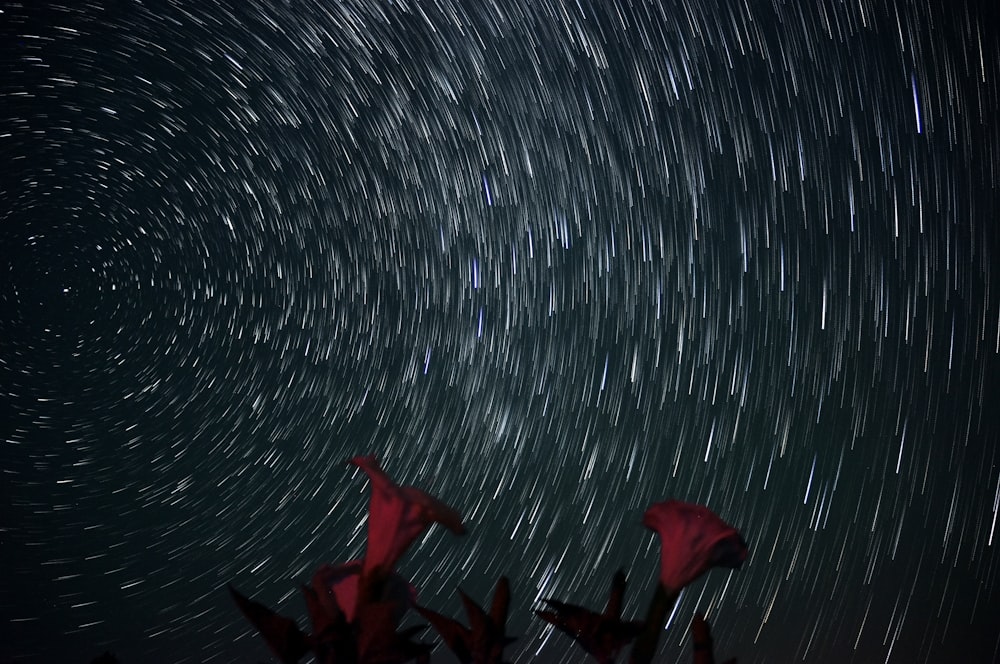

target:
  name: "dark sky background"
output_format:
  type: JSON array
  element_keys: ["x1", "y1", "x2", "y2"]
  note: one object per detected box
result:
[{"x1": 2, "y1": 0, "x2": 999, "y2": 662}]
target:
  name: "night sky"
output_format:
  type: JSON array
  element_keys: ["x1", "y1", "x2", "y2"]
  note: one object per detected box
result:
[{"x1": 2, "y1": 1, "x2": 999, "y2": 662}]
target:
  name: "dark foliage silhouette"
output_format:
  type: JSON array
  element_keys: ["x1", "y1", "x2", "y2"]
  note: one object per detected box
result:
[
  {"x1": 535, "y1": 569, "x2": 643, "y2": 664},
  {"x1": 415, "y1": 576, "x2": 515, "y2": 664},
  {"x1": 229, "y1": 455, "x2": 748, "y2": 663}
]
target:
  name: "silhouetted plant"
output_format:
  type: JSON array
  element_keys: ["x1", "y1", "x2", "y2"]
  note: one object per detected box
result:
[
  {"x1": 229, "y1": 456, "x2": 748, "y2": 664},
  {"x1": 535, "y1": 569, "x2": 643, "y2": 664},
  {"x1": 229, "y1": 455, "x2": 465, "y2": 663},
  {"x1": 228, "y1": 585, "x2": 312, "y2": 663},
  {"x1": 630, "y1": 500, "x2": 748, "y2": 664},
  {"x1": 415, "y1": 576, "x2": 515, "y2": 664},
  {"x1": 690, "y1": 612, "x2": 737, "y2": 664}
]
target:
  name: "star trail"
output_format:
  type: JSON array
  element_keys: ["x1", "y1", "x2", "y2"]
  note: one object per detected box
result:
[{"x1": 2, "y1": 1, "x2": 999, "y2": 662}]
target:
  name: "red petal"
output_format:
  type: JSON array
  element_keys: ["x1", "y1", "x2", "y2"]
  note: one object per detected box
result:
[
  {"x1": 351, "y1": 455, "x2": 465, "y2": 576},
  {"x1": 642, "y1": 500, "x2": 747, "y2": 593}
]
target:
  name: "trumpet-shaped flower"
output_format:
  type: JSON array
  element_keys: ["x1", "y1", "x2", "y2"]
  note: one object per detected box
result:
[
  {"x1": 302, "y1": 562, "x2": 429, "y2": 664},
  {"x1": 350, "y1": 455, "x2": 466, "y2": 580},
  {"x1": 642, "y1": 500, "x2": 747, "y2": 595},
  {"x1": 311, "y1": 560, "x2": 417, "y2": 625},
  {"x1": 631, "y1": 501, "x2": 748, "y2": 664}
]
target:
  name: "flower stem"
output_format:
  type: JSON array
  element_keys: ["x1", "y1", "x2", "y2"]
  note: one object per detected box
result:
[{"x1": 629, "y1": 584, "x2": 678, "y2": 664}]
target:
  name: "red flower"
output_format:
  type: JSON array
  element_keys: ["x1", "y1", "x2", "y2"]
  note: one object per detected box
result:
[
  {"x1": 630, "y1": 501, "x2": 748, "y2": 664},
  {"x1": 230, "y1": 455, "x2": 463, "y2": 664},
  {"x1": 311, "y1": 561, "x2": 417, "y2": 625},
  {"x1": 642, "y1": 500, "x2": 747, "y2": 595},
  {"x1": 535, "y1": 570, "x2": 643, "y2": 664},
  {"x1": 350, "y1": 455, "x2": 466, "y2": 580},
  {"x1": 304, "y1": 562, "x2": 430, "y2": 664}
]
